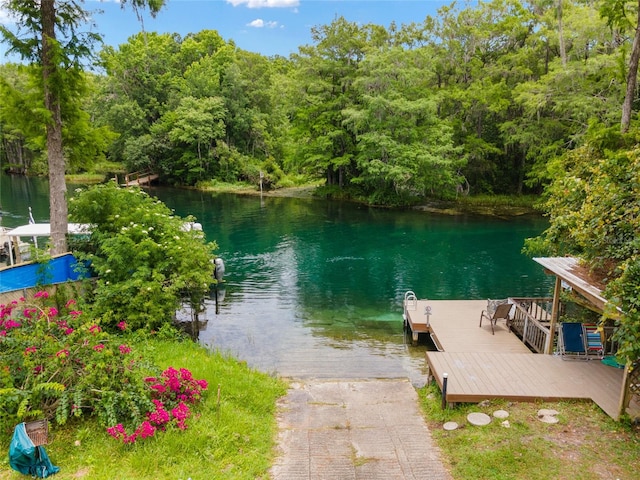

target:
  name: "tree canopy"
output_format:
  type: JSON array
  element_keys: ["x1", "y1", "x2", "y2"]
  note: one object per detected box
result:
[{"x1": 1, "y1": 1, "x2": 640, "y2": 361}]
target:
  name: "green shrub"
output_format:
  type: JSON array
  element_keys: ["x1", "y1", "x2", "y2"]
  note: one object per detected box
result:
[
  {"x1": 0, "y1": 292, "x2": 156, "y2": 434},
  {"x1": 69, "y1": 183, "x2": 217, "y2": 331},
  {"x1": 0, "y1": 292, "x2": 208, "y2": 443}
]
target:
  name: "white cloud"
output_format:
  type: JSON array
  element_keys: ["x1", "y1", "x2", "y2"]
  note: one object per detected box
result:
[
  {"x1": 247, "y1": 18, "x2": 279, "y2": 28},
  {"x1": 227, "y1": 0, "x2": 299, "y2": 9},
  {"x1": 0, "y1": 6, "x2": 15, "y2": 25}
]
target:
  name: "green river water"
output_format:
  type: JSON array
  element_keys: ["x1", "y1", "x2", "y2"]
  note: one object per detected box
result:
[{"x1": 1, "y1": 175, "x2": 553, "y2": 384}]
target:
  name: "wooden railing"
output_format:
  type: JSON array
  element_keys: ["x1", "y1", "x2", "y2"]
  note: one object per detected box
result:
[
  {"x1": 509, "y1": 297, "x2": 554, "y2": 354},
  {"x1": 113, "y1": 171, "x2": 159, "y2": 187}
]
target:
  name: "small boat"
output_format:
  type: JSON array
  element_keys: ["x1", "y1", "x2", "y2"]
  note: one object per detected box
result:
[{"x1": 0, "y1": 223, "x2": 90, "y2": 266}]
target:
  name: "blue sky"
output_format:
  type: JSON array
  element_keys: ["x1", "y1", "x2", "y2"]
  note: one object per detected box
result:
[{"x1": 1, "y1": 0, "x2": 455, "y2": 59}]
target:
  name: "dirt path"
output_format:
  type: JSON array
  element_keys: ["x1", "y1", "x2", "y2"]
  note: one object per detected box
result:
[{"x1": 269, "y1": 379, "x2": 452, "y2": 480}]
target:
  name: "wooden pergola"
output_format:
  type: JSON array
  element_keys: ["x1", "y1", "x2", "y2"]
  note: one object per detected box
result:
[{"x1": 533, "y1": 257, "x2": 611, "y2": 354}]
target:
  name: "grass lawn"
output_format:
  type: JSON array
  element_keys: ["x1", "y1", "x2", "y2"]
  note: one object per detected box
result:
[
  {"x1": 419, "y1": 382, "x2": 640, "y2": 480},
  {"x1": 3, "y1": 336, "x2": 638, "y2": 479},
  {"x1": 0, "y1": 338, "x2": 287, "y2": 480}
]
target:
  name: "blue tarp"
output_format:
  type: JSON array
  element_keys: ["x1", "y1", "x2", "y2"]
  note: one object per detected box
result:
[{"x1": 0, "y1": 254, "x2": 88, "y2": 293}]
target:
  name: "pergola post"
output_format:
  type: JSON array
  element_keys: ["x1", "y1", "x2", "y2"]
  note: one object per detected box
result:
[{"x1": 547, "y1": 276, "x2": 562, "y2": 355}]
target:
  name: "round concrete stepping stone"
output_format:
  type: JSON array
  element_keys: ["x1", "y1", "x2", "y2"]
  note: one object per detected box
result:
[
  {"x1": 467, "y1": 412, "x2": 491, "y2": 426},
  {"x1": 538, "y1": 414, "x2": 559, "y2": 424},
  {"x1": 443, "y1": 421, "x2": 459, "y2": 431},
  {"x1": 537, "y1": 408, "x2": 559, "y2": 417},
  {"x1": 493, "y1": 409, "x2": 509, "y2": 419}
]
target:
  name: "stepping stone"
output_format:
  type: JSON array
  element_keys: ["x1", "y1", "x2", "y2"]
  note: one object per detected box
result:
[
  {"x1": 493, "y1": 409, "x2": 509, "y2": 419},
  {"x1": 443, "y1": 421, "x2": 459, "y2": 431},
  {"x1": 537, "y1": 408, "x2": 559, "y2": 417},
  {"x1": 538, "y1": 414, "x2": 559, "y2": 424},
  {"x1": 467, "y1": 412, "x2": 491, "y2": 426}
]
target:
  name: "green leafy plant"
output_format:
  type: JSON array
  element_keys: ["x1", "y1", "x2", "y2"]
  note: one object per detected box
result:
[
  {"x1": 0, "y1": 292, "x2": 157, "y2": 434},
  {"x1": 69, "y1": 182, "x2": 217, "y2": 331}
]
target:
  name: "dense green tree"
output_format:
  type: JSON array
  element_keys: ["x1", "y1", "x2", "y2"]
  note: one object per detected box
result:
[
  {"x1": 600, "y1": 0, "x2": 640, "y2": 132},
  {"x1": 152, "y1": 95, "x2": 227, "y2": 184},
  {"x1": 0, "y1": 0, "x2": 165, "y2": 255},
  {"x1": 344, "y1": 45, "x2": 463, "y2": 202},
  {"x1": 97, "y1": 31, "x2": 180, "y2": 163},
  {"x1": 290, "y1": 17, "x2": 370, "y2": 188},
  {"x1": 524, "y1": 124, "x2": 640, "y2": 362}
]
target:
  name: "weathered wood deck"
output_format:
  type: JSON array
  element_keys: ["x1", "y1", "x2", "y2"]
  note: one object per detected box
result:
[{"x1": 405, "y1": 299, "x2": 632, "y2": 420}]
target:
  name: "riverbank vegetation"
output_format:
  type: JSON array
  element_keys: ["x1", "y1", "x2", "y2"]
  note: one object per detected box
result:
[
  {"x1": 0, "y1": 332, "x2": 287, "y2": 479},
  {"x1": 1, "y1": 1, "x2": 637, "y2": 206}
]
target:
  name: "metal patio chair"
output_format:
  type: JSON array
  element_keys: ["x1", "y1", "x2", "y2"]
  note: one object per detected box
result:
[{"x1": 479, "y1": 301, "x2": 513, "y2": 335}]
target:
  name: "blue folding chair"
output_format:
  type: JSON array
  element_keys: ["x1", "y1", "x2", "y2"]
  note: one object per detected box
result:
[{"x1": 558, "y1": 322, "x2": 587, "y2": 360}]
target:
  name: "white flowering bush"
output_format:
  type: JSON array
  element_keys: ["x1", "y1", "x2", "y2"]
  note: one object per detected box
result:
[{"x1": 69, "y1": 183, "x2": 217, "y2": 331}]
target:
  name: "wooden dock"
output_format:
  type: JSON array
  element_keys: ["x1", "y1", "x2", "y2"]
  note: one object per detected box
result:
[
  {"x1": 405, "y1": 299, "x2": 634, "y2": 420},
  {"x1": 120, "y1": 172, "x2": 159, "y2": 187}
]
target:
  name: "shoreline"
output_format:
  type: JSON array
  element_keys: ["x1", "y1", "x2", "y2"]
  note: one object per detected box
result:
[{"x1": 205, "y1": 184, "x2": 541, "y2": 217}]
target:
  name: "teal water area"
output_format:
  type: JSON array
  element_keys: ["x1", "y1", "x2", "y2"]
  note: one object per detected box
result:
[
  {"x1": 150, "y1": 187, "x2": 554, "y2": 382},
  {"x1": 1, "y1": 175, "x2": 554, "y2": 383}
]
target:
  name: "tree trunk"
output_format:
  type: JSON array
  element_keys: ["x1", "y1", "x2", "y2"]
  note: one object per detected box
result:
[
  {"x1": 621, "y1": 1, "x2": 640, "y2": 133},
  {"x1": 41, "y1": 0, "x2": 68, "y2": 254},
  {"x1": 558, "y1": 0, "x2": 567, "y2": 67}
]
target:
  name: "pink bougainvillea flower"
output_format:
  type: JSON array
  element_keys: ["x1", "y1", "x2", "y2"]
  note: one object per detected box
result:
[
  {"x1": 171, "y1": 402, "x2": 191, "y2": 430},
  {"x1": 148, "y1": 403, "x2": 171, "y2": 426},
  {"x1": 150, "y1": 383, "x2": 166, "y2": 394},
  {"x1": 197, "y1": 379, "x2": 208, "y2": 390},
  {"x1": 136, "y1": 421, "x2": 156, "y2": 439},
  {"x1": 92, "y1": 344, "x2": 105, "y2": 352},
  {"x1": 3, "y1": 319, "x2": 21, "y2": 329},
  {"x1": 33, "y1": 365, "x2": 43, "y2": 375},
  {"x1": 64, "y1": 327, "x2": 74, "y2": 335},
  {"x1": 117, "y1": 321, "x2": 128, "y2": 331},
  {"x1": 89, "y1": 324, "x2": 101, "y2": 334},
  {"x1": 0, "y1": 330, "x2": 7, "y2": 337},
  {"x1": 34, "y1": 291, "x2": 49, "y2": 299},
  {"x1": 69, "y1": 310, "x2": 82, "y2": 317},
  {"x1": 65, "y1": 299, "x2": 76, "y2": 308},
  {"x1": 106, "y1": 424, "x2": 126, "y2": 441},
  {"x1": 48, "y1": 307, "x2": 58, "y2": 317},
  {"x1": 119, "y1": 344, "x2": 131, "y2": 355},
  {"x1": 56, "y1": 349, "x2": 70, "y2": 359},
  {"x1": 24, "y1": 346, "x2": 37, "y2": 355}
]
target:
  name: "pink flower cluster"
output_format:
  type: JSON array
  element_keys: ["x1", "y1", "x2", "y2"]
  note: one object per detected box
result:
[
  {"x1": 106, "y1": 367, "x2": 206, "y2": 444},
  {"x1": 146, "y1": 367, "x2": 208, "y2": 404},
  {"x1": 106, "y1": 421, "x2": 156, "y2": 444}
]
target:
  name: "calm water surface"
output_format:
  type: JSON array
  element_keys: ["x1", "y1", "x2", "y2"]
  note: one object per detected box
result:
[{"x1": 1, "y1": 176, "x2": 554, "y2": 385}]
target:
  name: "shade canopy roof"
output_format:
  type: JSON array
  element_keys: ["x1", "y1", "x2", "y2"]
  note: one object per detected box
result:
[
  {"x1": 533, "y1": 257, "x2": 608, "y2": 312},
  {"x1": 6, "y1": 223, "x2": 90, "y2": 237}
]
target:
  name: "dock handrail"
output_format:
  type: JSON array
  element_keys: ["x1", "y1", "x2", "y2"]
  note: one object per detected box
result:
[
  {"x1": 403, "y1": 291, "x2": 417, "y2": 312},
  {"x1": 509, "y1": 297, "x2": 554, "y2": 354}
]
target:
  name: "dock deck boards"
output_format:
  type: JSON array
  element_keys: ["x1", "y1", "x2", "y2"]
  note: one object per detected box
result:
[{"x1": 405, "y1": 300, "x2": 632, "y2": 420}]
